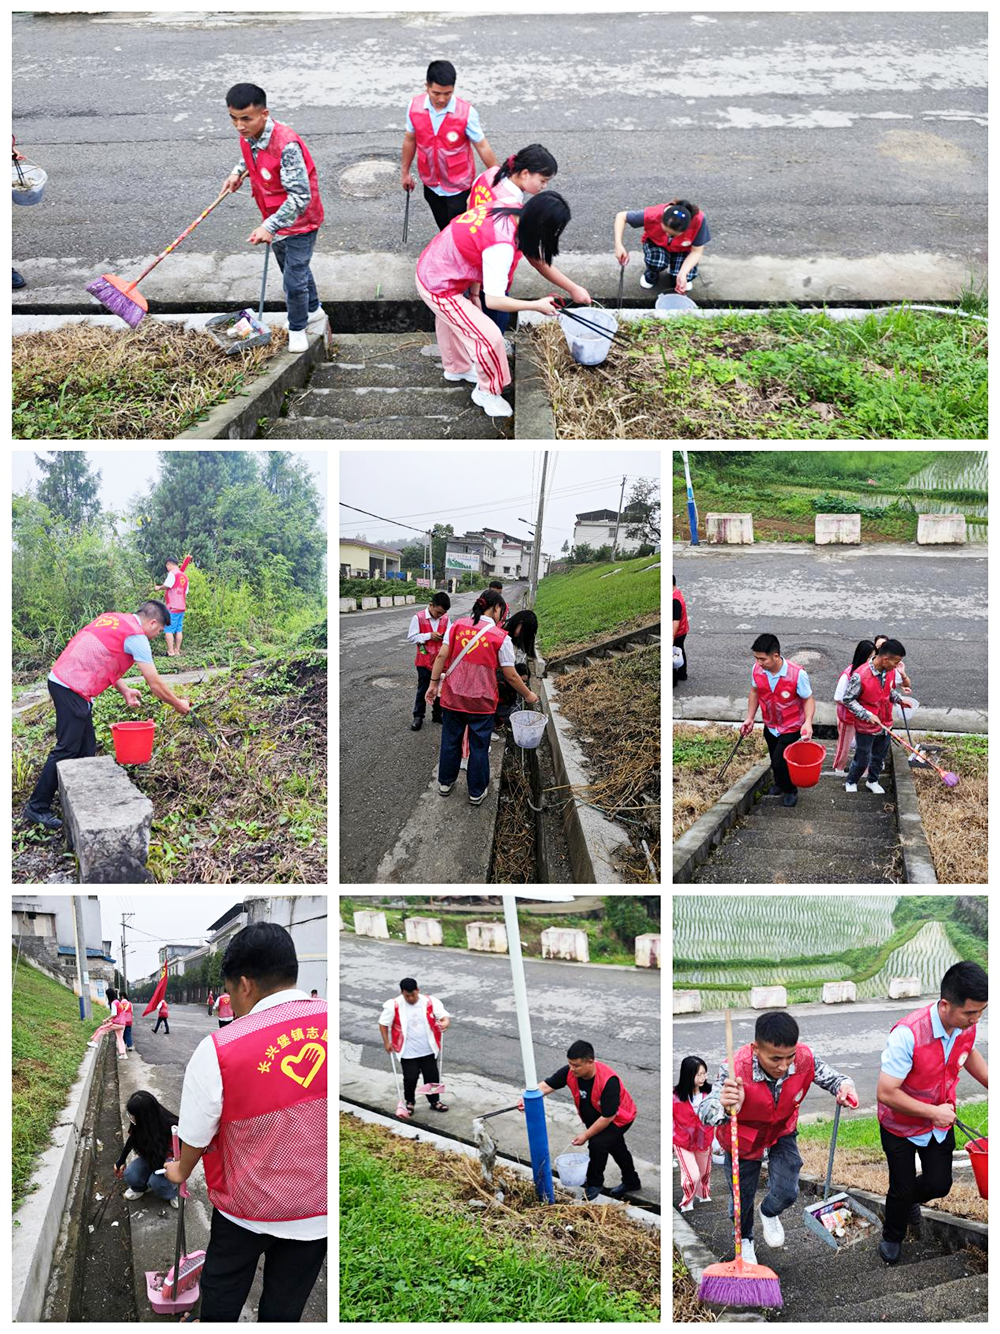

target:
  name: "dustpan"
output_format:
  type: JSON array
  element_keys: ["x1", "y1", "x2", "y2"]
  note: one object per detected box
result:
[
  {"x1": 389, "y1": 1049, "x2": 411, "y2": 1117},
  {"x1": 417, "y1": 1034, "x2": 445, "y2": 1094},
  {"x1": 205, "y1": 244, "x2": 272, "y2": 354},
  {"x1": 802, "y1": 1101, "x2": 879, "y2": 1249},
  {"x1": 146, "y1": 1127, "x2": 206, "y2": 1313}
]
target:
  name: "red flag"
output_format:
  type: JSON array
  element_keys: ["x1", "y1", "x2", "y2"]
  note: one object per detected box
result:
[{"x1": 142, "y1": 960, "x2": 169, "y2": 1017}]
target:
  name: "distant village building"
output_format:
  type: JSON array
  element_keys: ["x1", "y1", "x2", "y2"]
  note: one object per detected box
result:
[
  {"x1": 340, "y1": 539, "x2": 403, "y2": 578},
  {"x1": 12, "y1": 894, "x2": 117, "y2": 1003},
  {"x1": 572, "y1": 507, "x2": 647, "y2": 554}
]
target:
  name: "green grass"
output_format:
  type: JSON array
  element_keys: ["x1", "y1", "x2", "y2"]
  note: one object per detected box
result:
[
  {"x1": 534, "y1": 554, "x2": 660, "y2": 654},
  {"x1": 799, "y1": 1100, "x2": 988, "y2": 1150},
  {"x1": 13, "y1": 949, "x2": 108, "y2": 1212}
]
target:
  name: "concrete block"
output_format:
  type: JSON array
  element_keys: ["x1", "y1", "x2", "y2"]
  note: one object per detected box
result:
[
  {"x1": 405, "y1": 916, "x2": 443, "y2": 946},
  {"x1": 815, "y1": 513, "x2": 861, "y2": 544},
  {"x1": 466, "y1": 921, "x2": 508, "y2": 953},
  {"x1": 705, "y1": 512, "x2": 753, "y2": 544},
  {"x1": 917, "y1": 513, "x2": 966, "y2": 544},
  {"x1": 889, "y1": 976, "x2": 922, "y2": 999},
  {"x1": 822, "y1": 980, "x2": 857, "y2": 1004},
  {"x1": 339, "y1": 917, "x2": 346, "y2": 931},
  {"x1": 361, "y1": 596, "x2": 378, "y2": 609},
  {"x1": 405, "y1": 595, "x2": 415, "y2": 604},
  {"x1": 673, "y1": 990, "x2": 701, "y2": 1014},
  {"x1": 339, "y1": 597, "x2": 355, "y2": 613},
  {"x1": 392, "y1": 596, "x2": 406, "y2": 606},
  {"x1": 540, "y1": 926, "x2": 589, "y2": 962},
  {"x1": 635, "y1": 933, "x2": 661, "y2": 968},
  {"x1": 354, "y1": 909, "x2": 389, "y2": 940},
  {"x1": 56, "y1": 756, "x2": 153, "y2": 883},
  {"x1": 751, "y1": 984, "x2": 788, "y2": 1009}
]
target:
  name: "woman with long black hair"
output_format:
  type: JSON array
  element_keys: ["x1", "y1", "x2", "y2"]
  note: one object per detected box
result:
[
  {"x1": 115, "y1": 1089, "x2": 180, "y2": 1206},
  {"x1": 494, "y1": 609, "x2": 538, "y2": 732},
  {"x1": 673, "y1": 1056, "x2": 715, "y2": 1211}
]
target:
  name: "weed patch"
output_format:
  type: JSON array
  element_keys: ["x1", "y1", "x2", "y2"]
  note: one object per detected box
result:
[
  {"x1": 911, "y1": 735, "x2": 987, "y2": 884},
  {"x1": 673, "y1": 724, "x2": 768, "y2": 839}
]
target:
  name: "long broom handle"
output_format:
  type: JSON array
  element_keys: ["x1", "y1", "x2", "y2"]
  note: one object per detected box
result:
[
  {"x1": 878, "y1": 720, "x2": 950, "y2": 782},
  {"x1": 170, "y1": 1125, "x2": 183, "y2": 1301},
  {"x1": 129, "y1": 171, "x2": 247, "y2": 289},
  {"x1": 823, "y1": 1100, "x2": 841, "y2": 1200},
  {"x1": 725, "y1": 1010, "x2": 743, "y2": 1263}
]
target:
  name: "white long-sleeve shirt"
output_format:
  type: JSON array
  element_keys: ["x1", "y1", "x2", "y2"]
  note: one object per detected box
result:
[{"x1": 407, "y1": 610, "x2": 446, "y2": 645}]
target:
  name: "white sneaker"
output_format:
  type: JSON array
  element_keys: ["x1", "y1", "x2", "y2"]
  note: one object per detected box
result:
[
  {"x1": 696, "y1": 1193, "x2": 712, "y2": 1204},
  {"x1": 438, "y1": 781, "x2": 454, "y2": 796},
  {"x1": 86, "y1": 1041, "x2": 99, "y2": 1049},
  {"x1": 845, "y1": 782, "x2": 858, "y2": 793},
  {"x1": 460, "y1": 757, "x2": 468, "y2": 770},
  {"x1": 287, "y1": 328, "x2": 309, "y2": 353},
  {"x1": 739, "y1": 1238, "x2": 757, "y2": 1266},
  {"x1": 117, "y1": 1053, "x2": 128, "y2": 1060},
  {"x1": 760, "y1": 1209, "x2": 785, "y2": 1247},
  {"x1": 471, "y1": 387, "x2": 513, "y2": 418},
  {"x1": 679, "y1": 1201, "x2": 694, "y2": 1212},
  {"x1": 832, "y1": 768, "x2": 848, "y2": 776},
  {"x1": 443, "y1": 368, "x2": 478, "y2": 383},
  {"x1": 169, "y1": 1196, "x2": 179, "y2": 1209},
  {"x1": 866, "y1": 780, "x2": 886, "y2": 795},
  {"x1": 123, "y1": 1188, "x2": 145, "y2": 1200},
  {"x1": 306, "y1": 306, "x2": 327, "y2": 329}
]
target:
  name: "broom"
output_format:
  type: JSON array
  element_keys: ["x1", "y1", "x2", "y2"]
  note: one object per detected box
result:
[
  {"x1": 85, "y1": 171, "x2": 246, "y2": 328},
  {"x1": 878, "y1": 721, "x2": 959, "y2": 787},
  {"x1": 698, "y1": 1011, "x2": 783, "y2": 1309}
]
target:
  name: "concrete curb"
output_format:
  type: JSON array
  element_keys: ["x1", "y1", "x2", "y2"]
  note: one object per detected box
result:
[
  {"x1": 672, "y1": 757, "x2": 772, "y2": 884},
  {"x1": 673, "y1": 696, "x2": 988, "y2": 735},
  {"x1": 797, "y1": 1172, "x2": 987, "y2": 1252},
  {"x1": 671, "y1": 1211, "x2": 766, "y2": 1322},
  {"x1": 890, "y1": 748, "x2": 940, "y2": 884},
  {"x1": 546, "y1": 623, "x2": 661, "y2": 675},
  {"x1": 12, "y1": 1028, "x2": 106, "y2": 1322},
  {"x1": 513, "y1": 331, "x2": 556, "y2": 441}
]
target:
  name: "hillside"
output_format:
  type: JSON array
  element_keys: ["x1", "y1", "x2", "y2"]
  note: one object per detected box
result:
[{"x1": 534, "y1": 554, "x2": 661, "y2": 655}]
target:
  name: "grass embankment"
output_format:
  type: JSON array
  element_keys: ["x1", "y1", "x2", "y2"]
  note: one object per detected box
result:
[
  {"x1": 12, "y1": 322, "x2": 288, "y2": 440},
  {"x1": 340, "y1": 1114, "x2": 659, "y2": 1321},
  {"x1": 13, "y1": 950, "x2": 107, "y2": 1211},
  {"x1": 912, "y1": 735, "x2": 987, "y2": 884},
  {"x1": 673, "y1": 724, "x2": 768, "y2": 839},
  {"x1": 534, "y1": 304, "x2": 987, "y2": 440},
  {"x1": 534, "y1": 555, "x2": 660, "y2": 657},
  {"x1": 673, "y1": 1248, "x2": 716, "y2": 1323},
  {"x1": 12, "y1": 650, "x2": 327, "y2": 884}
]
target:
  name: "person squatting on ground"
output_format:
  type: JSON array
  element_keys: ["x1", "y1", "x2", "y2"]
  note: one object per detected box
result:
[
  {"x1": 740, "y1": 633, "x2": 815, "y2": 808},
  {"x1": 673, "y1": 1055, "x2": 714, "y2": 1210},
  {"x1": 87, "y1": 987, "x2": 133, "y2": 1060},
  {"x1": 152, "y1": 996, "x2": 170, "y2": 1036},
  {"x1": 164, "y1": 922, "x2": 327, "y2": 1322},
  {"x1": 613, "y1": 196, "x2": 711, "y2": 293},
  {"x1": 379, "y1": 977, "x2": 452, "y2": 1115},
  {"x1": 842, "y1": 636, "x2": 913, "y2": 794},
  {"x1": 425, "y1": 589, "x2": 539, "y2": 804},
  {"x1": 522, "y1": 1040, "x2": 641, "y2": 1202},
  {"x1": 697, "y1": 1010, "x2": 858, "y2": 1267},
  {"x1": 116, "y1": 1090, "x2": 181, "y2": 1207},
  {"x1": 673, "y1": 574, "x2": 688, "y2": 687},
  {"x1": 876, "y1": 961, "x2": 988, "y2": 1265},
  {"x1": 494, "y1": 609, "x2": 538, "y2": 733},
  {"x1": 154, "y1": 554, "x2": 192, "y2": 657},
  {"x1": 221, "y1": 83, "x2": 326, "y2": 354},
  {"x1": 408, "y1": 590, "x2": 451, "y2": 730}
]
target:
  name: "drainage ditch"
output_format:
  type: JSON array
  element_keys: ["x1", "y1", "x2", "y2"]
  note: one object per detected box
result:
[{"x1": 489, "y1": 735, "x2": 575, "y2": 884}]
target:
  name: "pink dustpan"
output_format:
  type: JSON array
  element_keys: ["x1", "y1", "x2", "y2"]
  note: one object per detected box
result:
[{"x1": 145, "y1": 1249, "x2": 206, "y2": 1314}]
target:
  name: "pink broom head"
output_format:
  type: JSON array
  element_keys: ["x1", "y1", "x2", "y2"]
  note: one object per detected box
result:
[
  {"x1": 698, "y1": 1257, "x2": 783, "y2": 1309},
  {"x1": 85, "y1": 273, "x2": 148, "y2": 328},
  {"x1": 942, "y1": 772, "x2": 960, "y2": 787}
]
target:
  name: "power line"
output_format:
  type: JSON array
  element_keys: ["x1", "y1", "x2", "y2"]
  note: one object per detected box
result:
[
  {"x1": 339, "y1": 502, "x2": 430, "y2": 535},
  {"x1": 384, "y1": 474, "x2": 628, "y2": 522}
]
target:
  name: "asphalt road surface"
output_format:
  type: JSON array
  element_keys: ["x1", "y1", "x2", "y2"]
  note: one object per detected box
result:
[
  {"x1": 13, "y1": 10, "x2": 986, "y2": 265},
  {"x1": 673, "y1": 544, "x2": 987, "y2": 714},
  {"x1": 339, "y1": 583, "x2": 526, "y2": 883}
]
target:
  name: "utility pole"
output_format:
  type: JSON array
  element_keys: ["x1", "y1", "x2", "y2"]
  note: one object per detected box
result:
[
  {"x1": 527, "y1": 451, "x2": 549, "y2": 608},
  {"x1": 611, "y1": 473, "x2": 627, "y2": 556},
  {"x1": 121, "y1": 912, "x2": 134, "y2": 996},
  {"x1": 502, "y1": 896, "x2": 553, "y2": 1202},
  {"x1": 72, "y1": 895, "x2": 92, "y2": 1021}
]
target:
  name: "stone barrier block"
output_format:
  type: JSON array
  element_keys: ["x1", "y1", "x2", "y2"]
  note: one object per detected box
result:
[
  {"x1": 815, "y1": 513, "x2": 861, "y2": 544},
  {"x1": 405, "y1": 595, "x2": 416, "y2": 604},
  {"x1": 354, "y1": 909, "x2": 389, "y2": 940},
  {"x1": 751, "y1": 984, "x2": 788, "y2": 1009},
  {"x1": 822, "y1": 980, "x2": 857, "y2": 1004},
  {"x1": 706, "y1": 512, "x2": 753, "y2": 544},
  {"x1": 56, "y1": 756, "x2": 154, "y2": 883},
  {"x1": 339, "y1": 598, "x2": 355, "y2": 613},
  {"x1": 918, "y1": 514, "x2": 966, "y2": 544},
  {"x1": 405, "y1": 917, "x2": 443, "y2": 946},
  {"x1": 540, "y1": 926, "x2": 589, "y2": 962},
  {"x1": 888, "y1": 976, "x2": 922, "y2": 999},
  {"x1": 377, "y1": 597, "x2": 392, "y2": 607},
  {"x1": 635, "y1": 933, "x2": 661, "y2": 968},
  {"x1": 361, "y1": 597, "x2": 378, "y2": 609},
  {"x1": 392, "y1": 596, "x2": 406, "y2": 606},
  {"x1": 466, "y1": 921, "x2": 508, "y2": 953},
  {"x1": 673, "y1": 990, "x2": 701, "y2": 1014}
]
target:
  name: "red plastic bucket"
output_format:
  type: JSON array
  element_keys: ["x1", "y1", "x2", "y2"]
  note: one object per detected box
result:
[
  {"x1": 784, "y1": 739, "x2": 826, "y2": 787},
  {"x1": 111, "y1": 720, "x2": 156, "y2": 764},
  {"x1": 966, "y1": 1137, "x2": 988, "y2": 1199}
]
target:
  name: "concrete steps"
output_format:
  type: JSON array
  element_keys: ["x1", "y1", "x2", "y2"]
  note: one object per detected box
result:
[{"x1": 832, "y1": 1273, "x2": 988, "y2": 1323}]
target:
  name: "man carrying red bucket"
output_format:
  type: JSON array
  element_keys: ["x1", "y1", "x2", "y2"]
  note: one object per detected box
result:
[{"x1": 740, "y1": 633, "x2": 816, "y2": 809}]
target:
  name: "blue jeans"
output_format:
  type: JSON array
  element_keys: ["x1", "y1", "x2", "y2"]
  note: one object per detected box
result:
[
  {"x1": 724, "y1": 1131, "x2": 802, "y2": 1241},
  {"x1": 480, "y1": 288, "x2": 510, "y2": 335},
  {"x1": 271, "y1": 229, "x2": 320, "y2": 331},
  {"x1": 847, "y1": 729, "x2": 890, "y2": 785},
  {"x1": 438, "y1": 707, "x2": 495, "y2": 799},
  {"x1": 123, "y1": 1023, "x2": 132, "y2": 1050},
  {"x1": 125, "y1": 1153, "x2": 179, "y2": 1200}
]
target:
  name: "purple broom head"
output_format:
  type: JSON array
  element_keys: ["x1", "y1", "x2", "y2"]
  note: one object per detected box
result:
[
  {"x1": 942, "y1": 772, "x2": 960, "y2": 788},
  {"x1": 698, "y1": 1258, "x2": 783, "y2": 1309},
  {"x1": 85, "y1": 274, "x2": 147, "y2": 329}
]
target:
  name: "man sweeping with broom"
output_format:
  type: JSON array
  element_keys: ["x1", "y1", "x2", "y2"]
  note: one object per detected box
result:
[{"x1": 379, "y1": 978, "x2": 452, "y2": 1117}]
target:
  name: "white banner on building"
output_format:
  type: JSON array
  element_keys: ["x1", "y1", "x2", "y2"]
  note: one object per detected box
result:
[{"x1": 445, "y1": 550, "x2": 480, "y2": 572}]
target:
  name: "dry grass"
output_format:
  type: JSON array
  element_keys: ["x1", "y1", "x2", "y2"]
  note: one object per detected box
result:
[
  {"x1": 673, "y1": 1248, "x2": 718, "y2": 1322},
  {"x1": 796, "y1": 1141, "x2": 987, "y2": 1224},
  {"x1": 492, "y1": 747, "x2": 537, "y2": 884},
  {"x1": 673, "y1": 724, "x2": 769, "y2": 839},
  {"x1": 910, "y1": 736, "x2": 988, "y2": 884}
]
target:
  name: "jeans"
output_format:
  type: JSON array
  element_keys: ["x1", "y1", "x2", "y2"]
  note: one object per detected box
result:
[
  {"x1": 764, "y1": 727, "x2": 801, "y2": 794},
  {"x1": 847, "y1": 729, "x2": 890, "y2": 785},
  {"x1": 880, "y1": 1125, "x2": 955, "y2": 1242},
  {"x1": 480, "y1": 288, "x2": 510, "y2": 335},
  {"x1": 438, "y1": 707, "x2": 495, "y2": 798},
  {"x1": 198, "y1": 1206, "x2": 327, "y2": 1322},
  {"x1": 271, "y1": 229, "x2": 320, "y2": 331},
  {"x1": 124, "y1": 1023, "x2": 133, "y2": 1050},
  {"x1": 413, "y1": 665, "x2": 443, "y2": 721},
  {"x1": 423, "y1": 184, "x2": 470, "y2": 231},
  {"x1": 125, "y1": 1153, "x2": 179, "y2": 1200},
  {"x1": 724, "y1": 1131, "x2": 803, "y2": 1241},
  {"x1": 586, "y1": 1120, "x2": 639, "y2": 1189},
  {"x1": 153, "y1": 1014, "x2": 170, "y2": 1034},
  {"x1": 29, "y1": 681, "x2": 96, "y2": 812},
  {"x1": 400, "y1": 1053, "x2": 442, "y2": 1106}
]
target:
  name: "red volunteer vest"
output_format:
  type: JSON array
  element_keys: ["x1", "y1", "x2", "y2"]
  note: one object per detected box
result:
[
  {"x1": 158, "y1": 1000, "x2": 169, "y2": 1017},
  {"x1": 753, "y1": 659, "x2": 805, "y2": 734},
  {"x1": 469, "y1": 164, "x2": 501, "y2": 210},
  {"x1": 51, "y1": 613, "x2": 143, "y2": 702},
  {"x1": 207, "y1": 992, "x2": 215, "y2": 1006},
  {"x1": 566, "y1": 1060, "x2": 636, "y2": 1129},
  {"x1": 114, "y1": 999, "x2": 133, "y2": 1025},
  {"x1": 202, "y1": 998, "x2": 327, "y2": 1220},
  {"x1": 165, "y1": 568, "x2": 189, "y2": 612},
  {"x1": 642, "y1": 205, "x2": 705, "y2": 251},
  {"x1": 674, "y1": 587, "x2": 689, "y2": 637},
  {"x1": 416, "y1": 203, "x2": 523, "y2": 297},
  {"x1": 414, "y1": 611, "x2": 449, "y2": 668},
  {"x1": 440, "y1": 616, "x2": 508, "y2": 714},
  {"x1": 852, "y1": 660, "x2": 895, "y2": 735},
  {"x1": 218, "y1": 993, "x2": 234, "y2": 1019},
  {"x1": 718, "y1": 1043, "x2": 815, "y2": 1160},
  {"x1": 389, "y1": 996, "x2": 443, "y2": 1055},
  {"x1": 240, "y1": 120, "x2": 324, "y2": 237},
  {"x1": 672, "y1": 1092, "x2": 715, "y2": 1152},
  {"x1": 877, "y1": 1005, "x2": 978, "y2": 1139},
  {"x1": 409, "y1": 94, "x2": 475, "y2": 192}
]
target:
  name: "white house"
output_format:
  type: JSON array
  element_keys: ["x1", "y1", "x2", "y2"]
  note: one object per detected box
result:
[{"x1": 572, "y1": 507, "x2": 646, "y2": 554}]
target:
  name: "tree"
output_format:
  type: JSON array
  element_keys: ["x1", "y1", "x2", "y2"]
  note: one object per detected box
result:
[
  {"x1": 34, "y1": 451, "x2": 102, "y2": 529},
  {"x1": 430, "y1": 523, "x2": 455, "y2": 582},
  {"x1": 624, "y1": 479, "x2": 661, "y2": 545},
  {"x1": 603, "y1": 896, "x2": 653, "y2": 948},
  {"x1": 399, "y1": 542, "x2": 426, "y2": 573},
  {"x1": 561, "y1": 539, "x2": 570, "y2": 553},
  {"x1": 571, "y1": 542, "x2": 595, "y2": 565}
]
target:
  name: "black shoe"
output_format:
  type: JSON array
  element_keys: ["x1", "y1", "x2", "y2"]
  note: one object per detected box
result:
[
  {"x1": 411, "y1": 717, "x2": 423, "y2": 731},
  {"x1": 766, "y1": 784, "x2": 783, "y2": 796},
  {"x1": 607, "y1": 1180, "x2": 642, "y2": 1199},
  {"x1": 879, "y1": 1239, "x2": 901, "y2": 1265},
  {"x1": 13, "y1": 268, "x2": 26, "y2": 290},
  {"x1": 24, "y1": 805, "x2": 63, "y2": 831},
  {"x1": 908, "y1": 1203, "x2": 922, "y2": 1227},
  {"x1": 782, "y1": 793, "x2": 798, "y2": 808},
  {"x1": 584, "y1": 1185, "x2": 602, "y2": 1202}
]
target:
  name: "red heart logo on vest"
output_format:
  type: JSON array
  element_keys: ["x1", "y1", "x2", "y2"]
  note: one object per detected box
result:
[{"x1": 280, "y1": 1042, "x2": 325, "y2": 1089}]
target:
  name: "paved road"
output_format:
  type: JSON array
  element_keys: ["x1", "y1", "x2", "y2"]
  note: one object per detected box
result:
[
  {"x1": 340, "y1": 935, "x2": 661, "y2": 1200},
  {"x1": 12, "y1": 11, "x2": 986, "y2": 304}
]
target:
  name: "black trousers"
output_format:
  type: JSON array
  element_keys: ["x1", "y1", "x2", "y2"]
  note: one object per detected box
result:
[
  {"x1": 414, "y1": 665, "x2": 443, "y2": 721},
  {"x1": 880, "y1": 1125, "x2": 955, "y2": 1242},
  {"x1": 400, "y1": 1053, "x2": 441, "y2": 1105},
  {"x1": 673, "y1": 633, "x2": 687, "y2": 685},
  {"x1": 198, "y1": 1207, "x2": 327, "y2": 1322},
  {"x1": 28, "y1": 680, "x2": 97, "y2": 811},
  {"x1": 153, "y1": 1015, "x2": 170, "y2": 1034},
  {"x1": 424, "y1": 184, "x2": 470, "y2": 231},
  {"x1": 586, "y1": 1120, "x2": 639, "y2": 1189},
  {"x1": 764, "y1": 727, "x2": 802, "y2": 794}
]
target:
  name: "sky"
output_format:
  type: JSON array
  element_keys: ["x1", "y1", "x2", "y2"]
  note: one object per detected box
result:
[
  {"x1": 97, "y1": 893, "x2": 244, "y2": 983},
  {"x1": 12, "y1": 450, "x2": 329, "y2": 528},
  {"x1": 339, "y1": 449, "x2": 661, "y2": 555}
]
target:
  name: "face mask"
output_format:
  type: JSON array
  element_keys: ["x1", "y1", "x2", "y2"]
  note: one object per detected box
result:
[{"x1": 128, "y1": 1114, "x2": 137, "y2": 1126}]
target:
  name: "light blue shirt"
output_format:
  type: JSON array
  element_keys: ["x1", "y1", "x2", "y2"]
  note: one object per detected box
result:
[
  {"x1": 49, "y1": 633, "x2": 153, "y2": 705},
  {"x1": 406, "y1": 93, "x2": 485, "y2": 196},
  {"x1": 752, "y1": 658, "x2": 813, "y2": 736},
  {"x1": 881, "y1": 1004, "x2": 969, "y2": 1144}
]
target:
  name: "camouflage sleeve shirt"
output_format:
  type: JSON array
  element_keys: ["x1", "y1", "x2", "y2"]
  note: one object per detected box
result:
[
  {"x1": 697, "y1": 1051, "x2": 851, "y2": 1127},
  {"x1": 234, "y1": 117, "x2": 312, "y2": 235}
]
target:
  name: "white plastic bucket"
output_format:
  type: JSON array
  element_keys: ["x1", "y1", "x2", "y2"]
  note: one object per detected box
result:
[
  {"x1": 511, "y1": 708, "x2": 548, "y2": 749},
  {"x1": 560, "y1": 308, "x2": 618, "y2": 366},
  {"x1": 555, "y1": 1152, "x2": 589, "y2": 1186},
  {"x1": 654, "y1": 292, "x2": 698, "y2": 315},
  {"x1": 12, "y1": 163, "x2": 47, "y2": 206},
  {"x1": 895, "y1": 697, "x2": 919, "y2": 722}
]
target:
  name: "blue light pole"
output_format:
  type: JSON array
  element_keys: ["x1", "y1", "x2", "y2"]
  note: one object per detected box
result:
[
  {"x1": 681, "y1": 449, "x2": 699, "y2": 545},
  {"x1": 501, "y1": 894, "x2": 554, "y2": 1203}
]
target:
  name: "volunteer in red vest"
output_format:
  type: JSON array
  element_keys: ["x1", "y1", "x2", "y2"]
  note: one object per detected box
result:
[
  {"x1": 214, "y1": 989, "x2": 235, "y2": 1029},
  {"x1": 24, "y1": 600, "x2": 191, "y2": 831},
  {"x1": 613, "y1": 196, "x2": 711, "y2": 294},
  {"x1": 522, "y1": 1040, "x2": 641, "y2": 1202},
  {"x1": 207, "y1": 989, "x2": 215, "y2": 1017},
  {"x1": 164, "y1": 922, "x2": 327, "y2": 1322},
  {"x1": 697, "y1": 1011, "x2": 857, "y2": 1266},
  {"x1": 155, "y1": 554, "x2": 192, "y2": 657},
  {"x1": 402, "y1": 59, "x2": 498, "y2": 233},
  {"x1": 876, "y1": 961, "x2": 988, "y2": 1265},
  {"x1": 842, "y1": 636, "x2": 913, "y2": 795},
  {"x1": 673, "y1": 574, "x2": 689, "y2": 687},
  {"x1": 407, "y1": 590, "x2": 451, "y2": 731},
  {"x1": 673, "y1": 1055, "x2": 715, "y2": 1210},
  {"x1": 425, "y1": 590, "x2": 539, "y2": 805},
  {"x1": 87, "y1": 986, "x2": 131, "y2": 1060},
  {"x1": 416, "y1": 191, "x2": 590, "y2": 419},
  {"x1": 378, "y1": 977, "x2": 452, "y2": 1116},
  {"x1": 220, "y1": 82, "x2": 326, "y2": 355},
  {"x1": 486, "y1": 580, "x2": 508, "y2": 627},
  {"x1": 152, "y1": 996, "x2": 170, "y2": 1036},
  {"x1": 740, "y1": 632, "x2": 815, "y2": 808}
]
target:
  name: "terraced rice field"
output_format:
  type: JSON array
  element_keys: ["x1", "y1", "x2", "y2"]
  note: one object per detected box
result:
[
  {"x1": 673, "y1": 895, "x2": 898, "y2": 964},
  {"x1": 856, "y1": 920, "x2": 962, "y2": 1000}
]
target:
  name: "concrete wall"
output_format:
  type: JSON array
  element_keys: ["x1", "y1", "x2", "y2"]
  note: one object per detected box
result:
[
  {"x1": 673, "y1": 990, "x2": 701, "y2": 1014},
  {"x1": 751, "y1": 984, "x2": 788, "y2": 1008},
  {"x1": 635, "y1": 933, "x2": 661, "y2": 968},
  {"x1": 815, "y1": 513, "x2": 861, "y2": 544},
  {"x1": 354, "y1": 909, "x2": 389, "y2": 940},
  {"x1": 705, "y1": 512, "x2": 753, "y2": 544},
  {"x1": 888, "y1": 976, "x2": 921, "y2": 999},
  {"x1": 540, "y1": 926, "x2": 589, "y2": 962},
  {"x1": 12, "y1": 894, "x2": 104, "y2": 951},
  {"x1": 822, "y1": 980, "x2": 857, "y2": 1004},
  {"x1": 918, "y1": 514, "x2": 966, "y2": 544},
  {"x1": 361, "y1": 596, "x2": 378, "y2": 609},
  {"x1": 466, "y1": 921, "x2": 508, "y2": 953},
  {"x1": 405, "y1": 917, "x2": 443, "y2": 946},
  {"x1": 339, "y1": 597, "x2": 355, "y2": 613}
]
